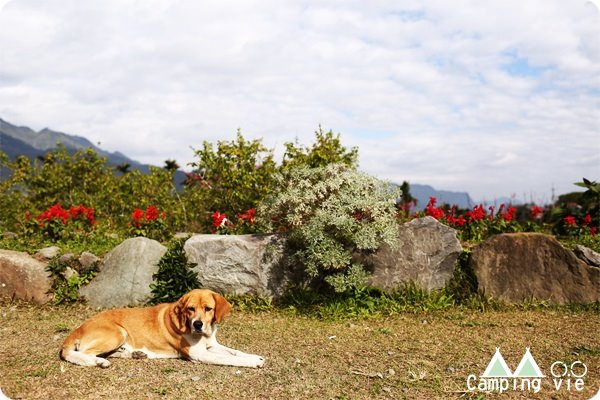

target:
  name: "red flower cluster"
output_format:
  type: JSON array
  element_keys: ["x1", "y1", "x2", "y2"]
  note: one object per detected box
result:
[
  {"x1": 36, "y1": 204, "x2": 96, "y2": 225},
  {"x1": 237, "y1": 208, "x2": 256, "y2": 225},
  {"x1": 530, "y1": 206, "x2": 543, "y2": 219},
  {"x1": 211, "y1": 211, "x2": 228, "y2": 228},
  {"x1": 69, "y1": 204, "x2": 96, "y2": 224},
  {"x1": 564, "y1": 215, "x2": 577, "y2": 226},
  {"x1": 37, "y1": 204, "x2": 69, "y2": 224},
  {"x1": 446, "y1": 214, "x2": 466, "y2": 227},
  {"x1": 582, "y1": 214, "x2": 592, "y2": 226},
  {"x1": 425, "y1": 197, "x2": 444, "y2": 220},
  {"x1": 132, "y1": 205, "x2": 165, "y2": 227},
  {"x1": 466, "y1": 205, "x2": 486, "y2": 221},
  {"x1": 502, "y1": 206, "x2": 516, "y2": 222}
]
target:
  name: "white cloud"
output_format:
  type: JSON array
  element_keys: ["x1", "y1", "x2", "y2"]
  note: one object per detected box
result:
[{"x1": 0, "y1": 0, "x2": 598, "y2": 203}]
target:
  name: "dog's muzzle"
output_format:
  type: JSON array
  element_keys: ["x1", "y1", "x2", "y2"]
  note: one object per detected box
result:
[{"x1": 193, "y1": 320, "x2": 203, "y2": 333}]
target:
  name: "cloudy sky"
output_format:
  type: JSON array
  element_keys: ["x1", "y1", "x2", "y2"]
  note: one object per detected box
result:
[{"x1": 0, "y1": 0, "x2": 598, "y2": 203}]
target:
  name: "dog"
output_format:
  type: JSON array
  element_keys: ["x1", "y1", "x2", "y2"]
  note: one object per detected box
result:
[{"x1": 60, "y1": 289, "x2": 265, "y2": 368}]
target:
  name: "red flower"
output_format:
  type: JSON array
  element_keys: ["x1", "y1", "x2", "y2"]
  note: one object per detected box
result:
[
  {"x1": 132, "y1": 208, "x2": 144, "y2": 227},
  {"x1": 530, "y1": 206, "x2": 543, "y2": 219},
  {"x1": 564, "y1": 215, "x2": 577, "y2": 226},
  {"x1": 212, "y1": 211, "x2": 228, "y2": 228},
  {"x1": 145, "y1": 205, "x2": 160, "y2": 221},
  {"x1": 237, "y1": 208, "x2": 256, "y2": 225},
  {"x1": 503, "y1": 206, "x2": 516, "y2": 222},
  {"x1": 446, "y1": 215, "x2": 466, "y2": 227},
  {"x1": 582, "y1": 214, "x2": 592, "y2": 226},
  {"x1": 590, "y1": 226, "x2": 597, "y2": 236},
  {"x1": 425, "y1": 197, "x2": 444, "y2": 220}
]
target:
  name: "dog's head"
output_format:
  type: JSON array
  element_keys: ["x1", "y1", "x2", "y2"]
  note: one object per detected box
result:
[{"x1": 174, "y1": 289, "x2": 232, "y2": 336}]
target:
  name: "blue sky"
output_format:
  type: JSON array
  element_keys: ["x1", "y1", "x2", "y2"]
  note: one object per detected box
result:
[{"x1": 0, "y1": 0, "x2": 598, "y2": 203}]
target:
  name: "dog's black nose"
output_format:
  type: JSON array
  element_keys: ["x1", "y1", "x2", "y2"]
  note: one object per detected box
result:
[{"x1": 193, "y1": 320, "x2": 203, "y2": 331}]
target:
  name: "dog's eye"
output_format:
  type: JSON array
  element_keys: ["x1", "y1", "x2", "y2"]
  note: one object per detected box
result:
[
  {"x1": 204, "y1": 306, "x2": 213, "y2": 312},
  {"x1": 187, "y1": 307, "x2": 195, "y2": 312}
]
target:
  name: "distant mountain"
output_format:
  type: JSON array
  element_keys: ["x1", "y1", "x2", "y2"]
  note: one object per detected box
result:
[
  {"x1": 0, "y1": 117, "x2": 186, "y2": 184},
  {"x1": 401, "y1": 183, "x2": 522, "y2": 210},
  {"x1": 407, "y1": 183, "x2": 474, "y2": 210},
  {"x1": 0, "y1": 132, "x2": 45, "y2": 160}
]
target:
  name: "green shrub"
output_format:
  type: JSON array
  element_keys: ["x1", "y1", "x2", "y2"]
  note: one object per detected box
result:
[
  {"x1": 260, "y1": 164, "x2": 401, "y2": 292},
  {"x1": 186, "y1": 131, "x2": 277, "y2": 232},
  {"x1": 46, "y1": 254, "x2": 99, "y2": 305},
  {"x1": 149, "y1": 238, "x2": 201, "y2": 304}
]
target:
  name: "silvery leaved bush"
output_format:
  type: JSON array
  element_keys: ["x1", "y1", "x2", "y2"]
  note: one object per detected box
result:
[{"x1": 260, "y1": 164, "x2": 401, "y2": 292}]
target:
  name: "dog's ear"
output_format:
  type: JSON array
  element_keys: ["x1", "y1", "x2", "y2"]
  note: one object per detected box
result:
[
  {"x1": 212, "y1": 292, "x2": 232, "y2": 324},
  {"x1": 174, "y1": 293, "x2": 190, "y2": 333}
]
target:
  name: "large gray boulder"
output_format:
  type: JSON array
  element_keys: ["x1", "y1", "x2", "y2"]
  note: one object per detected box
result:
[
  {"x1": 184, "y1": 234, "x2": 287, "y2": 297},
  {"x1": 471, "y1": 233, "x2": 600, "y2": 304},
  {"x1": 359, "y1": 216, "x2": 462, "y2": 292},
  {"x1": 80, "y1": 237, "x2": 167, "y2": 308},
  {"x1": 0, "y1": 249, "x2": 53, "y2": 304}
]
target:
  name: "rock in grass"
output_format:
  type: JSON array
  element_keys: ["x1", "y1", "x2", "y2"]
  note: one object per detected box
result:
[
  {"x1": 63, "y1": 267, "x2": 79, "y2": 280},
  {"x1": 80, "y1": 237, "x2": 166, "y2": 308},
  {"x1": 0, "y1": 249, "x2": 53, "y2": 304},
  {"x1": 471, "y1": 233, "x2": 600, "y2": 304},
  {"x1": 78, "y1": 251, "x2": 99, "y2": 269},
  {"x1": 35, "y1": 246, "x2": 61, "y2": 259},
  {"x1": 59, "y1": 253, "x2": 75, "y2": 264}
]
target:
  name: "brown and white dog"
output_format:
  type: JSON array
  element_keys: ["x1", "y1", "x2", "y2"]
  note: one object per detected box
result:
[{"x1": 60, "y1": 289, "x2": 265, "y2": 368}]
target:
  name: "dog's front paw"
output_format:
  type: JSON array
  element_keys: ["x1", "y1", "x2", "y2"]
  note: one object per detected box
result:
[
  {"x1": 253, "y1": 355, "x2": 265, "y2": 368},
  {"x1": 96, "y1": 358, "x2": 111, "y2": 368}
]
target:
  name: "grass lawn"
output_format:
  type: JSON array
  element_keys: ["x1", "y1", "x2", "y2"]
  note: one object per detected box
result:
[{"x1": 0, "y1": 300, "x2": 598, "y2": 399}]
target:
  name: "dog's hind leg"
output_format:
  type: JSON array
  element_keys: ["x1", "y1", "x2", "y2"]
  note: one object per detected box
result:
[{"x1": 61, "y1": 323, "x2": 127, "y2": 368}]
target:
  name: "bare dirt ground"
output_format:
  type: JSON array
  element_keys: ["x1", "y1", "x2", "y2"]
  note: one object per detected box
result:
[{"x1": 0, "y1": 300, "x2": 598, "y2": 400}]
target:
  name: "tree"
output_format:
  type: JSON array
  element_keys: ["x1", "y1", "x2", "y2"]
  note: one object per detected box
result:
[
  {"x1": 281, "y1": 126, "x2": 359, "y2": 171},
  {"x1": 186, "y1": 130, "x2": 277, "y2": 228},
  {"x1": 398, "y1": 181, "x2": 416, "y2": 211},
  {"x1": 164, "y1": 159, "x2": 179, "y2": 172}
]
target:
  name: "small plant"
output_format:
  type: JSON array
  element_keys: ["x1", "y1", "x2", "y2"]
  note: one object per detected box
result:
[
  {"x1": 150, "y1": 238, "x2": 201, "y2": 304},
  {"x1": 129, "y1": 205, "x2": 169, "y2": 241},
  {"x1": 260, "y1": 164, "x2": 401, "y2": 293}
]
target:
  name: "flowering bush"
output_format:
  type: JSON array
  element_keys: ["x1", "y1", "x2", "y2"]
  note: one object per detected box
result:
[
  {"x1": 29, "y1": 203, "x2": 96, "y2": 239},
  {"x1": 260, "y1": 164, "x2": 401, "y2": 293},
  {"x1": 129, "y1": 205, "x2": 168, "y2": 240}
]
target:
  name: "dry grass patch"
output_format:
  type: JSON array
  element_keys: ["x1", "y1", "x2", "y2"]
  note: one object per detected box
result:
[{"x1": 0, "y1": 300, "x2": 598, "y2": 399}]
